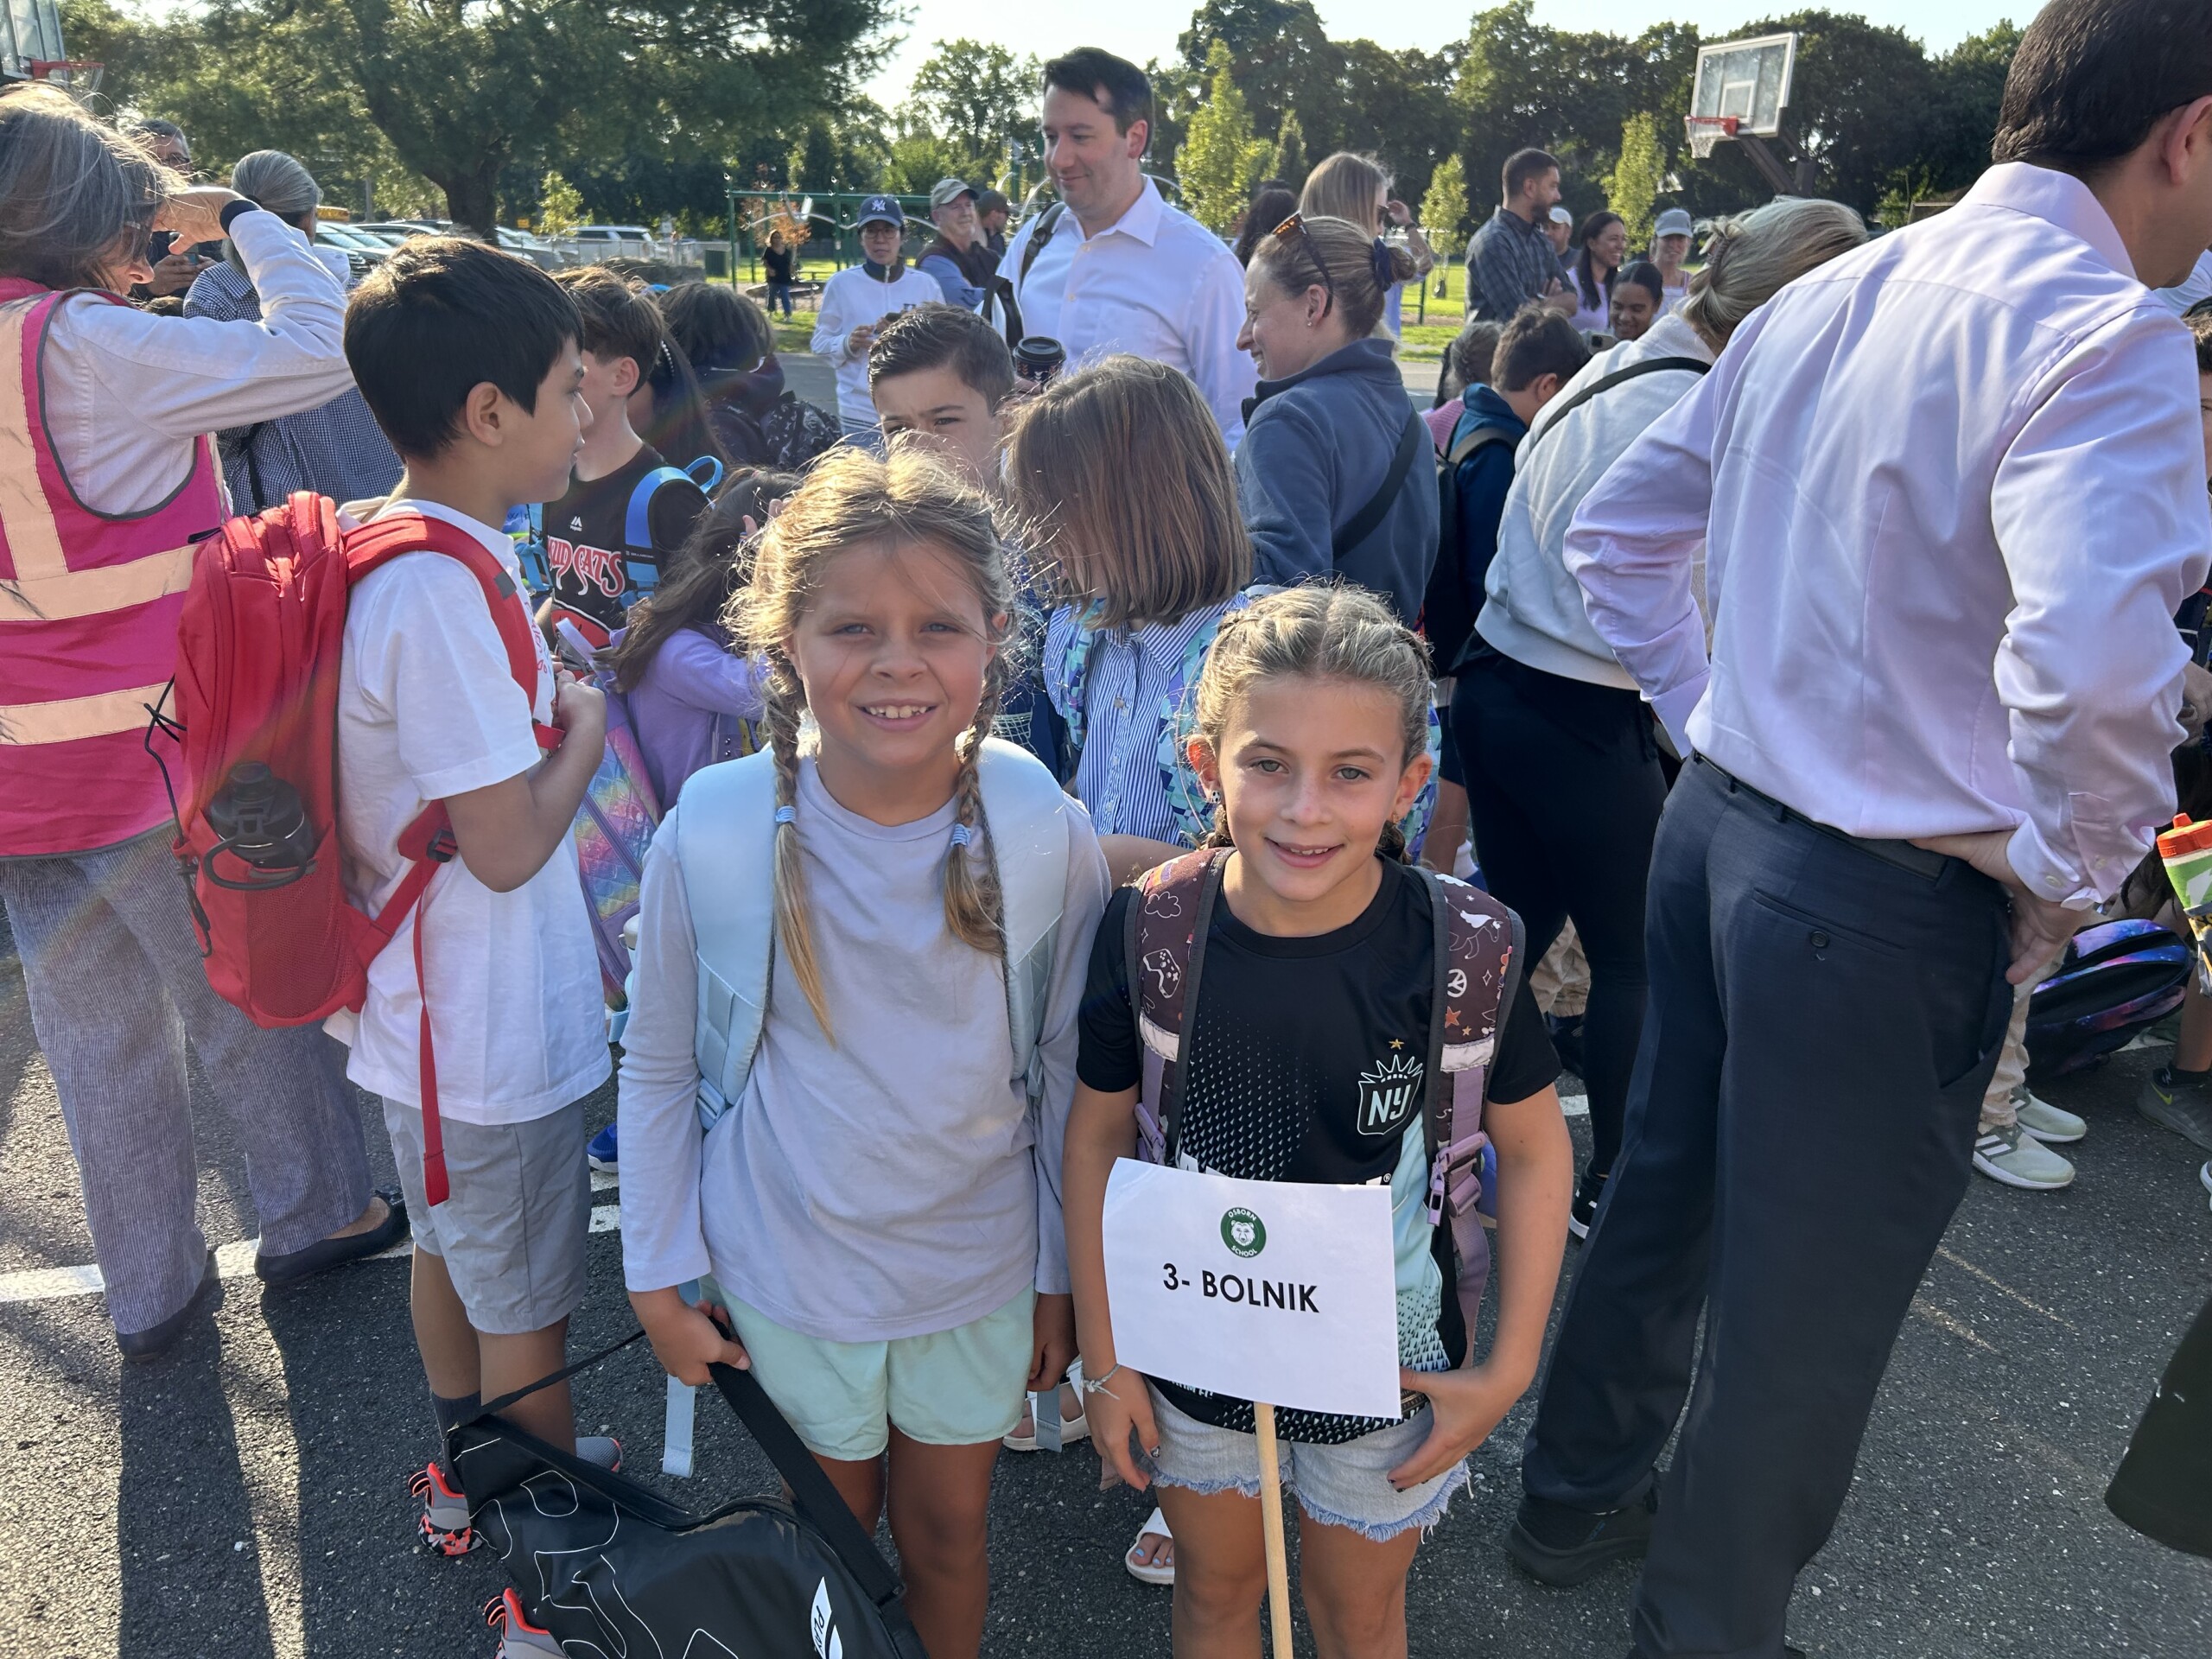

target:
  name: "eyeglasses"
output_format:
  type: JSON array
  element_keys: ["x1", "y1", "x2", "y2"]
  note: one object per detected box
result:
[{"x1": 1271, "y1": 213, "x2": 1335, "y2": 317}]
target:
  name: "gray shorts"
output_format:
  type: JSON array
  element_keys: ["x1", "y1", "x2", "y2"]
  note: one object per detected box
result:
[
  {"x1": 381, "y1": 1097, "x2": 589, "y2": 1335},
  {"x1": 1143, "y1": 1384, "x2": 1471, "y2": 1543}
]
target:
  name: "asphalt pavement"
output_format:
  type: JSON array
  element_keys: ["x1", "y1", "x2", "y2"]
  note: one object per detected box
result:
[{"x1": 2, "y1": 901, "x2": 2208, "y2": 1658}]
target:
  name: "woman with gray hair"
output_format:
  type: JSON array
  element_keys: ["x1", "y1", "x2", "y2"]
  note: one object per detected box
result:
[
  {"x1": 0, "y1": 86, "x2": 401, "y2": 1362},
  {"x1": 185, "y1": 149, "x2": 401, "y2": 512},
  {"x1": 1450, "y1": 195, "x2": 1868, "y2": 1239}
]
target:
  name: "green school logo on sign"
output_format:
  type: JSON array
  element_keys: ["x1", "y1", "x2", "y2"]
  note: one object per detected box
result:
[{"x1": 1221, "y1": 1207, "x2": 1267, "y2": 1258}]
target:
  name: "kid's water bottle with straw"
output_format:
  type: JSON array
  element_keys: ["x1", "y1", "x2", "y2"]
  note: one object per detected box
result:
[{"x1": 2157, "y1": 814, "x2": 2212, "y2": 990}]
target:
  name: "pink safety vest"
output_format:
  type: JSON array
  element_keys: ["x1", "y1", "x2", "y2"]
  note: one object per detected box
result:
[{"x1": 0, "y1": 280, "x2": 225, "y2": 857}]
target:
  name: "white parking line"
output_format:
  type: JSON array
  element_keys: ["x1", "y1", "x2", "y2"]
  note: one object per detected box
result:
[{"x1": 0, "y1": 1204, "x2": 624, "y2": 1307}]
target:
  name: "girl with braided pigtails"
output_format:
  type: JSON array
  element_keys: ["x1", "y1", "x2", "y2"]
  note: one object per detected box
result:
[{"x1": 613, "y1": 447, "x2": 1109, "y2": 1659}]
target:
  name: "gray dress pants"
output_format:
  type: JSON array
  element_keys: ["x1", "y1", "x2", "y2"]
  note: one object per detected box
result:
[{"x1": 0, "y1": 829, "x2": 371, "y2": 1334}]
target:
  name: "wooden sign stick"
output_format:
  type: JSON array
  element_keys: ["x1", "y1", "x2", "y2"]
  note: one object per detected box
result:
[{"x1": 1255, "y1": 1402, "x2": 1294, "y2": 1656}]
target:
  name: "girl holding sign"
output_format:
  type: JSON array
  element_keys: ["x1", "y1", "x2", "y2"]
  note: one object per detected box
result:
[
  {"x1": 617, "y1": 449, "x2": 1110, "y2": 1659},
  {"x1": 1065, "y1": 586, "x2": 1573, "y2": 1656}
]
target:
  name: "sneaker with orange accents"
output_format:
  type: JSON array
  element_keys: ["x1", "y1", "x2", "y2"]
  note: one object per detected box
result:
[
  {"x1": 413, "y1": 1438, "x2": 621, "y2": 1558},
  {"x1": 410, "y1": 1461, "x2": 478, "y2": 1556},
  {"x1": 485, "y1": 1589, "x2": 562, "y2": 1658}
]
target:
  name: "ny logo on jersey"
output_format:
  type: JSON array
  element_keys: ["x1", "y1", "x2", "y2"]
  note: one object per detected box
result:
[{"x1": 1356, "y1": 1050, "x2": 1425, "y2": 1136}]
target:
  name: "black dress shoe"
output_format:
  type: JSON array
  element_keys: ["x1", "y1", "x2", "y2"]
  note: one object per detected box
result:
[
  {"x1": 1507, "y1": 1486, "x2": 1658, "y2": 1586},
  {"x1": 254, "y1": 1187, "x2": 409, "y2": 1287},
  {"x1": 116, "y1": 1249, "x2": 220, "y2": 1363}
]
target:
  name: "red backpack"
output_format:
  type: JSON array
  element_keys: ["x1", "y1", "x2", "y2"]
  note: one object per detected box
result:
[{"x1": 152, "y1": 492, "x2": 559, "y2": 1205}]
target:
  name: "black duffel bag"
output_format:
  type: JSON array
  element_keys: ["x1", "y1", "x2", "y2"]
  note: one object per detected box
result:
[{"x1": 449, "y1": 1335, "x2": 928, "y2": 1659}]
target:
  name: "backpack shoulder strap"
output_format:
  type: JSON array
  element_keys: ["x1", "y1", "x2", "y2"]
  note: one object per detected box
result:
[
  {"x1": 1333, "y1": 404, "x2": 1428, "y2": 559},
  {"x1": 1446, "y1": 423, "x2": 1516, "y2": 469},
  {"x1": 976, "y1": 737, "x2": 1071, "y2": 1107},
  {"x1": 624, "y1": 466, "x2": 694, "y2": 550},
  {"x1": 670, "y1": 751, "x2": 780, "y2": 1126},
  {"x1": 1018, "y1": 203, "x2": 1065, "y2": 289},
  {"x1": 1524, "y1": 355, "x2": 1710, "y2": 453},
  {"x1": 1126, "y1": 847, "x2": 1230, "y2": 1164},
  {"x1": 1414, "y1": 867, "x2": 1522, "y2": 1361}
]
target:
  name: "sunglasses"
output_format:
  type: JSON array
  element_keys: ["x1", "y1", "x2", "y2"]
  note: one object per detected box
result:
[{"x1": 1270, "y1": 213, "x2": 1335, "y2": 316}]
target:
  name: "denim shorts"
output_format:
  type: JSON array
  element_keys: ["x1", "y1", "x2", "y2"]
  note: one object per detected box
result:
[
  {"x1": 690, "y1": 1276, "x2": 1035, "y2": 1463},
  {"x1": 1143, "y1": 1384, "x2": 1471, "y2": 1542}
]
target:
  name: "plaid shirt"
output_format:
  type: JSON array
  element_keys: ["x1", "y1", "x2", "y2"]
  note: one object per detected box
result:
[
  {"x1": 183, "y1": 260, "x2": 401, "y2": 513},
  {"x1": 1465, "y1": 206, "x2": 1562, "y2": 321}
]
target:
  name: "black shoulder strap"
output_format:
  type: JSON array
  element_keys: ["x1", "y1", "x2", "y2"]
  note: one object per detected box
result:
[
  {"x1": 1018, "y1": 202, "x2": 1065, "y2": 288},
  {"x1": 1446, "y1": 423, "x2": 1516, "y2": 469},
  {"x1": 1334, "y1": 405, "x2": 1428, "y2": 558},
  {"x1": 1525, "y1": 356, "x2": 1709, "y2": 454},
  {"x1": 992, "y1": 203, "x2": 1067, "y2": 350}
]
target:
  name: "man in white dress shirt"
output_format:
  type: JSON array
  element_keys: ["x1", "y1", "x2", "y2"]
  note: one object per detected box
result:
[
  {"x1": 1507, "y1": 2, "x2": 2212, "y2": 1652},
  {"x1": 994, "y1": 48, "x2": 1255, "y2": 446}
]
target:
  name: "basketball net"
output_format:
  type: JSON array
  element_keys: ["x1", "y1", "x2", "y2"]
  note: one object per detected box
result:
[{"x1": 1686, "y1": 114, "x2": 1739, "y2": 161}]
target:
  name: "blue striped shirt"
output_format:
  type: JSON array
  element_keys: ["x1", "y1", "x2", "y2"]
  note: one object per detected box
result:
[{"x1": 1043, "y1": 602, "x2": 1237, "y2": 843}]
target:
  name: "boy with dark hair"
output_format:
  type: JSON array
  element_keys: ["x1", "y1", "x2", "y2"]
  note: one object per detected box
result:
[
  {"x1": 340, "y1": 238, "x2": 620, "y2": 1598},
  {"x1": 535, "y1": 265, "x2": 710, "y2": 647},
  {"x1": 1443, "y1": 306, "x2": 1589, "y2": 634},
  {"x1": 867, "y1": 301, "x2": 1016, "y2": 487}
]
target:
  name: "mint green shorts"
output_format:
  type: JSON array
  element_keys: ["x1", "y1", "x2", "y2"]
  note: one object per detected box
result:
[{"x1": 693, "y1": 1278, "x2": 1036, "y2": 1462}]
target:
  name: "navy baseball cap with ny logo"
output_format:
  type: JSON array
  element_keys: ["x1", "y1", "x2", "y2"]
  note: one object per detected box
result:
[{"x1": 857, "y1": 195, "x2": 905, "y2": 228}]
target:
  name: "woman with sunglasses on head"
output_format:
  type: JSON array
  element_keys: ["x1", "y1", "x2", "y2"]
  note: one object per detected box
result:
[{"x1": 1236, "y1": 211, "x2": 1433, "y2": 626}]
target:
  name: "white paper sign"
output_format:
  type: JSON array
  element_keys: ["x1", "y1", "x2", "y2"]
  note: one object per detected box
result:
[{"x1": 1101, "y1": 1158, "x2": 1402, "y2": 1420}]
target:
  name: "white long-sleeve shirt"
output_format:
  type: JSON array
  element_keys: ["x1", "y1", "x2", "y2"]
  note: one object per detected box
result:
[
  {"x1": 42, "y1": 209, "x2": 353, "y2": 516},
  {"x1": 617, "y1": 760, "x2": 1110, "y2": 1341},
  {"x1": 809, "y1": 261, "x2": 942, "y2": 426},
  {"x1": 1562, "y1": 162, "x2": 2212, "y2": 909},
  {"x1": 995, "y1": 179, "x2": 1257, "y2": 448}
]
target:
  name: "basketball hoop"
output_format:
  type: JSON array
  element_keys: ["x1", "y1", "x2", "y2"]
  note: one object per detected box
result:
[
  {"x1": 29, "y1": 60, "x2": 106, "y2": 99},
  {"x1": 1685, "y1": 114, "x2": 1739, "y2": 161}
]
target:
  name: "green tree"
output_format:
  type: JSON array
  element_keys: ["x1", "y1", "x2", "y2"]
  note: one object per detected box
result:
[
  {"x1": 787, "y1": 120, "x2": 842, "y2": 194},
  {"x1": 1606, "y1": 111, "x2": 1667, "y2": 247},
  {"x1": 1923, "y1": 22, "x2": 2020, "y2": 191},
  {"x1": 1178, "y1": 0, "x2": 1344, "y2": 159},
  {"x1": 1269, "y1": 111, "x2": 1307, "y2": 194},
  {"x1": 1179, "y1": 39, "x2": 1269, "y2": 233},
  {"x1": 1418, "y1": 151, "x2": 1468, "y2": 259},
  {"x1": 906, "y1": 38, "x2": 1041, "y2": 180},
  {"x1": 537, "y1": 170, "x2": 584, "y2": 234},
  {"x1": 168, "y1": 0, "x2": 897, "y2": 236}
]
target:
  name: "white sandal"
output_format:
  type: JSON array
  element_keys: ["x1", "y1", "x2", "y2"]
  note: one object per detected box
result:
[
  {"x1": 1125, "y1": 1506, "x2": 1175, "y2": 1586},
  {"x1": 1003, "y1": 1384, "x2": 1090, "y2": 1452}
]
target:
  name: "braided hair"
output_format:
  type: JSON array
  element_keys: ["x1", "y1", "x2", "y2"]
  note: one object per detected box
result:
[{"x1": 723, "y1": 447, "x2": 1018, "y2": 1037}]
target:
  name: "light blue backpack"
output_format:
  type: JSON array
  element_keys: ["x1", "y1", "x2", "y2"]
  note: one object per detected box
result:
[{"x1": 651, "y1": 736, "x2": 1073, "y2": 1474}]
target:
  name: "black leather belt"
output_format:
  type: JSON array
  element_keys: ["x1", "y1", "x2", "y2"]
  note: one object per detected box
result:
[{"x1": 1696, "y1": 756, "x2": 1954, "y2": 880}]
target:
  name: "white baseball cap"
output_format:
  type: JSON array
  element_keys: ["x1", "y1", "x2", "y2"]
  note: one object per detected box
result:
[{"x1": 1548, "y1": 205, "x2": 1573, "y2": 226}]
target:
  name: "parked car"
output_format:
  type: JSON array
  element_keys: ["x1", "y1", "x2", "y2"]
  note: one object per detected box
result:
[
  {"x1": 314, "y1": 224, "x2": 391, "y2": 277},
  {"x1": 496, "y1": 227, "x2": 563, "y2": 269}
]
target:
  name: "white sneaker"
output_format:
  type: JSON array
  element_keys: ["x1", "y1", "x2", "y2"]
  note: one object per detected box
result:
[
  {"x1": 1974, "y1": 1123, "x2": 2075, "y2": 1190},
  {"x1": 2016, "y1": 1090, "x2": 2086, "y2": 1145}
]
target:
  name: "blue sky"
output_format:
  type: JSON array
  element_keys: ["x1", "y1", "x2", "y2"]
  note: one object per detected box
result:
[{"x1": 862, "y1": 0, "x2": 2026, "y2": 105}]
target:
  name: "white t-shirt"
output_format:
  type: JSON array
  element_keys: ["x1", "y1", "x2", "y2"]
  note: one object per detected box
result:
[
  {"x1": 2154, "y1": 249, "x2": 2212, "y2": 314},
  {"x1": 325, "y1": 497, "x2": 610, "y2": 1124},
  {"x1": 809, "y1": 263, "x2": 944, "y2": 425}
]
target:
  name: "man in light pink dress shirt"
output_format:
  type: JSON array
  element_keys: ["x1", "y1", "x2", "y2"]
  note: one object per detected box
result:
[{"x1": 1503, "y1": 2, "x2": 2212, "y2": 1653}]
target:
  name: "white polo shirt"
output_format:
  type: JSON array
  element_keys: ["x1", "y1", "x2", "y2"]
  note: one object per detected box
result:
[{"x1": 996, "y1": 179, "x2": 1256, "y2": 447}]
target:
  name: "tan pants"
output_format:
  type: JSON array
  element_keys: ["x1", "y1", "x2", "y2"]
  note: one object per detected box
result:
[
  {"x1": 1980, "y1": 969, "x2": 2049, "y2": 1132},
  {"x1": 1531, "y1": 925, "x2": 1590, "y2": 1020}
]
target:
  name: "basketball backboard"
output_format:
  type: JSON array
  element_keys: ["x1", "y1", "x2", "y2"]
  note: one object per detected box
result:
[
  {"x1": 1689, "y1": 33, "x2": 1798, "y2": 139},
  {"x1": 1, "y1": 0, "x2": 67, "y2": 80}
]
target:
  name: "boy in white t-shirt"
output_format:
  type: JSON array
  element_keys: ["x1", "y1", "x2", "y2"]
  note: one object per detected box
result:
[
  {"x1": 810, "y1": 194, "x2": 942, "y2": 447},
  {"x1": 339, "y1": 238, "x2": 614, "y2": 1576}
]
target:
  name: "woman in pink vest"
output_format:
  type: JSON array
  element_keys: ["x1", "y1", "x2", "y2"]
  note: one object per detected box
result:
[{"x1": 0, "y1": 86, "x2": 404, "y2": 1358}]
